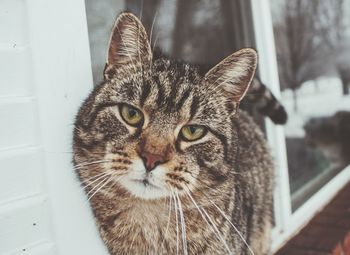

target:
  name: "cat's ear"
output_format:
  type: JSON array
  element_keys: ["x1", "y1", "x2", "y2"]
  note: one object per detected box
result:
[
  {"x1": 204, "y1": 48, "x2": 257, "y2": 105},
  {"x1": 104, "y1": 12, "x2": 152, "y2": 80}
]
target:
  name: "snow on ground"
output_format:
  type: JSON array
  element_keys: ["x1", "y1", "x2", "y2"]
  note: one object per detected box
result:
[{"x1": 282, "y1": 77, "x2": 350, "y2": 137}]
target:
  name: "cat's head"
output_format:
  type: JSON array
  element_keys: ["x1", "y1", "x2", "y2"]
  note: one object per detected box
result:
[{"x1": 73, "y1": 12, "x2": 257, "y2": 200}]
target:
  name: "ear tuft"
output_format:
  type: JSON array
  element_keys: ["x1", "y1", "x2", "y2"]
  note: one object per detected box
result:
[
  {"x1": 204, "y1": 48, "x2": 258, "y2": 103},
  {"x1": 104, "y1": 12, "x2": 152, "y2": 79}
]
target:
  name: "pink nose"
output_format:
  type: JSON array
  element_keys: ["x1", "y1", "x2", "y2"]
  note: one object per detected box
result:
[{"x1": 140, "y1": 151, "x2": 166, "y2": 172}]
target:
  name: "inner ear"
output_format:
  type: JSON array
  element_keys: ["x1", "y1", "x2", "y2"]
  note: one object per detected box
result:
[
  {"x1": 204, "y1": 48, "x2": 257, "y2": 104},
  {"x1": 104, "y1": 12, "x2": 152, "y2": 79}
]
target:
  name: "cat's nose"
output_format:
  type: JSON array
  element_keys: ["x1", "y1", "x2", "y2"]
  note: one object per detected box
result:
[{"x1": 140, "y1": 151, "x2": 166, "y2": 172}]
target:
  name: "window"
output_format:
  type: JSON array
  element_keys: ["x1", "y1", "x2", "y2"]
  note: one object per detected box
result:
[
  {"x1": 252, "y1": 0, "x2": 350, "y2": 250},
  {"x1": 270, "y1": 0, "x2": 350, "y2": 212}
]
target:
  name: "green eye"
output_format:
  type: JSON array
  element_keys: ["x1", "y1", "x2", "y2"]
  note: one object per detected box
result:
[
  {"x1": 181, "y1": 125, "x2": 206, "y2": 141},
  {"x1": 120, "y1": 104, "x2": 143, "y2": 126}
]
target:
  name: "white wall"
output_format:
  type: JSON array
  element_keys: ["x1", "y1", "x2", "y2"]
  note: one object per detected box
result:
[
  {"x1": 0, "y1": 0, "x2": 108, "y2": 254},
  {"x1": 0, "y1": 0, "x2": 54, "y2": 254}
]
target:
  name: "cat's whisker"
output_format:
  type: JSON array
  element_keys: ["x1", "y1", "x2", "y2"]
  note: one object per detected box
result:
[
  {"x1": 81, "y1": 172, "x2": 112, "y2": 191},
  {"x1": 83, "y1": 171, "x2": 112, "y2": 182},
  {"x1": 172, "y1": 190, "x2": 180, "y2": 255},
  {"x1": 183, "y1": 188, "x2": 222, "y2": 242},
  {"x1": 88, "y1": 177, "x2": 113, "y2": 201},
  {"x1": 152, "y1": 32, "x2": 160, "y2": 55},
  {"x1": 160, "y1": 195, "x2": 173, "y2": 250},
  {"x1": 139, "y1": 0, "x2": 144, "y2": 21},
  {"x1": 103, "y1": 181, "x2": 116, "y2": 195},
  {"x1": 103, "y1": 175, "x2": 123, "y2": 195},
  {"x1": 184, "y1": 188, "x2": 233, "y2": 255},
  {"x1": 87, "y1": 176, "x2": 109, "y2": 197},
  {"x1": 187, "y1": 185, "x2": 254, "y2": 254},
  {"x1": 149, "y1": 8, "x2": 158, "y2": 51},
  {"x1": 149, "y1": 8, "x2": 159, "y2": 72},
  {"x1": 208, "y1": 198, "x2": 255, "y2": 255},
  {"x1": 75, "y1": 159, "x2": 111, "y2": 168},
  {"x1": 44, "y1": 150, "x2": 74, "y2": 154},
  {"x1": 176, "y1": 191, "x2": 188, "y2": 255},
  {"x1": 74, "y1": 148, "x2": 106, "y2": 155}
]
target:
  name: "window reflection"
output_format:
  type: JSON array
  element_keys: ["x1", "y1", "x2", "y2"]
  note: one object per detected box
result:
[{"x1": 271, "y1": 0, "x2": 350, "y2": 210}]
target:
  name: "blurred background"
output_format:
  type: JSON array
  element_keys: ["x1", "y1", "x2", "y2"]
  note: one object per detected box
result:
[{"x1": 271, "y1": 0, "x2": 350, "y2": 210}]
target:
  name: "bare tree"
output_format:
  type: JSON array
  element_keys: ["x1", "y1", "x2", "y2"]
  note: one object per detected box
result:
[
  {"x1": 273, "y1": 0, "x2": 337, "y2": 111},
  {"x1": 319, "y1": 0, "x2": 350, "y2": 95}
]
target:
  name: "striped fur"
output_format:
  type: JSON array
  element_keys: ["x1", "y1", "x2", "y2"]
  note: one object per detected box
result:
[{"x1": 73, "y1": 12, "x2": 274, "y2": 255}]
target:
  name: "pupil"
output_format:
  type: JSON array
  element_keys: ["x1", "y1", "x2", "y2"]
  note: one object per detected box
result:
[
  {"x1": 189, "y1": 126, "x2": 196, "y2": 134},
  {"x1": 129, "y1": 109, "x2": 136, "y2": 117}
]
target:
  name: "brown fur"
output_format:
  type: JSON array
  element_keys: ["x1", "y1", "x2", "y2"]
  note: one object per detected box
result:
[{"x1": 73, "y1": 12, "x2": 274, "y2": 255}]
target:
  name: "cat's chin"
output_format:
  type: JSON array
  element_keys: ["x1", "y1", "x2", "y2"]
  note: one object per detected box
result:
[
  {"x1": 117, "y1": 159, "x2": 170, "y2": 200},
  {"x1": 119, "y1": 177, "x2": 169, "y2": 200}
]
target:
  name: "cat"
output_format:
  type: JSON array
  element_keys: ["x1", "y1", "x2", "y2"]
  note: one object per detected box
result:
[
  {"x1": 73, "y1": 12, "x2": 275, "y2": 255},
  {"x1": 304, "y1": 111, "x2": 350, "y2": 168}
]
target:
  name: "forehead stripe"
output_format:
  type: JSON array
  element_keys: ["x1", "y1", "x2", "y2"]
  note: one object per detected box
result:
[
  {"x1": 166, "y1": 75, "x2": 182, "y2": 111},
  {"x1": 189, "y1": 95, "x2": 199, "y2": 120},
  {"x1": 175, "y1": 87, "x2": 191, "y2": 111},
  {"x1": 140, "y1": 81, "x2": 151, "y2": 106},
  {"x1": 154, "y1": 76, "x2": 165, "y2": 106}
]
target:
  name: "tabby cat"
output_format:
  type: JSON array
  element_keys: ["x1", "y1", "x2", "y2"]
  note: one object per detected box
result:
[{"x1": 73, "y1": 12, "x2": 275, "y2": 255}]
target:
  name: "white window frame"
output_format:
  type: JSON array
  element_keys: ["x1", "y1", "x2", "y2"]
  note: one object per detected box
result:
[{"x1": 251, "y1": 0, "x2": 350, "y2": 252}]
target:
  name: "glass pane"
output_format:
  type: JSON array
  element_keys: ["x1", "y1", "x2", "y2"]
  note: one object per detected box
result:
[{"x1": 270, "y1": 0, "x2": 350, "y2": 211}]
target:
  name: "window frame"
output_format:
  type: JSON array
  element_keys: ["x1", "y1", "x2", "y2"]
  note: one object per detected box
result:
[{"x1": 251, "y1": 0, "x2": 350, "y2": 251}]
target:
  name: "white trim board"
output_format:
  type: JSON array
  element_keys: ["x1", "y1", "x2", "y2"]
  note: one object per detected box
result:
[{"x1": 26, "y1": 0, "x2": 110, "y2": 254}]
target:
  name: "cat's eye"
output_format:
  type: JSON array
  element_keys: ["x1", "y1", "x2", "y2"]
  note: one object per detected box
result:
[
  {"x1": 180, "y1": 125, "x2": 207, "y2": 141},
  {"x1": 120, "y1": 104, "x2": 143, "y2": 127}
]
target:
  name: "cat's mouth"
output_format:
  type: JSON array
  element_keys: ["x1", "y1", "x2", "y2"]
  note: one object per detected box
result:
[
  {"x1": 117, "y1": 159, "x2": 169, "y2": 199},
  {"x1": 131, "y1": 178, "x2": 161, "y2": 189}
]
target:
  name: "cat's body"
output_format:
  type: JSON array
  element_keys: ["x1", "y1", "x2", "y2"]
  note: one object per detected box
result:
[{"x1": 73, "y1": 13, "x2": 275, "y2": 255}]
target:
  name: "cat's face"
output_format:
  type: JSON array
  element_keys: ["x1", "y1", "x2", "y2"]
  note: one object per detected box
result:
[{"x1": 73, "y1": 12, "x2": 257, "y2": 200}]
